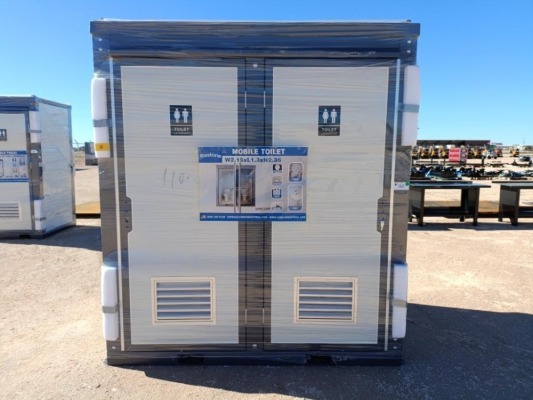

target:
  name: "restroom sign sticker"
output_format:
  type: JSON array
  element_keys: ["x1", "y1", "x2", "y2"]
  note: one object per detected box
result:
[
  {"x1": 0, "y1": 129, "x2": 7, "y2": 141},
  {"x1": 170, "y1": 105, "x2": 193, "y2": 136},
  {"x1": 318, "y1": 105, "x2": 341, "y2": 136}
]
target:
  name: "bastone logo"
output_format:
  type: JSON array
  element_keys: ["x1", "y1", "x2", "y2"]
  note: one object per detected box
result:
[{"x1": 170, "y1": 105, "x2": 193, "y2": 136}]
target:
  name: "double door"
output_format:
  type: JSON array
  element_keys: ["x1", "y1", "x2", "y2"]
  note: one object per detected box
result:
[{"x1": 115, "y1": 58, "x2": 395, "y2": 351}]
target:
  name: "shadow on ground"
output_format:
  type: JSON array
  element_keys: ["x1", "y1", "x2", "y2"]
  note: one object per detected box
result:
[
  {"x1": 0, "y1": 223, "x2": 101, "y2": 251},
  {"x1": 408, "y1": 219, "x2": 533, "y2": 231},
  {"x1": 118, "y1": 305, "x2": 533, "y2": 400}
]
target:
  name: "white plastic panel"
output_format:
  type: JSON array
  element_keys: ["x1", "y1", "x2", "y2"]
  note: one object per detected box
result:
[
  {"x1": 271, "y1": 66, "x2": 389, "y2": 344},
  {"x1": 33, "y1": 199, "x2": 46, "y2": 231},
  {"x1": 121, "y1": 66, "x2": 240, "y2": 345},
  {"x1": 401, "y1": 65, "x2": 420, "y2": 147},
  {"x1": 392, "y1": 262, "x2": 408, "y2": 339},
  {"x1": 101, "y1": 265, "x2": 119, "y2": 341},
  {"x1": 91, "y1": 77, "x2": 110, "y2": 158},
  {"x1": 40, "y1": 103, "x2": 75, "y2": 231},
  {"x1": 0, "y1": 113, "x2": 32, "y2": 231}
]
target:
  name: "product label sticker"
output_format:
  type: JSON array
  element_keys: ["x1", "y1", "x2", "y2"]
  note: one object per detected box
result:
[
  {"x1": 0, "y1": 150, "x2": 29, "y2": 182},
  {"x1": 170, "y1": 105, "x2": 193, "y2": 136},
  {"x1": 394, "y1": 181, "x2": 410, "y2": 191},
  {"x1": 198, "y1": 146, "x2": 308, "y2": 221},
  {"x1": 318, "y1": 105, "x2": 341, "y2": 136},
  {"x1": 0, "y1": 129, "x2": 7, "y2": 141}
]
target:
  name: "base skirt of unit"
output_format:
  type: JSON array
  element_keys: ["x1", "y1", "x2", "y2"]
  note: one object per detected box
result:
[{"x1": 105, "y1": 346, "x2": 403, "y2": 366}]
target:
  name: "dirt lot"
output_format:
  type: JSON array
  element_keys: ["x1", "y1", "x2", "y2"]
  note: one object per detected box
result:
[{"x1": 0, "y1": 155, "x2": 532, "y2": 399}]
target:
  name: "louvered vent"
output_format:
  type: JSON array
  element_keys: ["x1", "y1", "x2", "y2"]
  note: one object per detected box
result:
[
  {"x1": 0, "y1": 202, "x2": 20, "y2": 219},
  {"x1": 296, "y1": 278, "x2": 357, "y2": 323},
  {"x1": 153, "y1": 278, "x2": 214, "y2": 323}
]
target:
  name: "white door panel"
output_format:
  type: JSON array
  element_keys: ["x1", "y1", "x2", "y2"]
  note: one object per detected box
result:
[
  {"x1": 121, "y1": 66, "x2": 240, "y2": 344},
  {"x1": 271, "y1": 67, "x2": 390, "y2": 343}
]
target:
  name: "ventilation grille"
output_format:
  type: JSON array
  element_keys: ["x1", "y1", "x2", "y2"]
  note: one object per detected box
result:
[
  {"x1": 0, "y1": 202, "x2": 20, "y2": 219},
  {"x1": 296, "y1": 278, "x2": 357, "y2": 323},
  {"x1": 153, "y1": 278, "x2": 214, "y2": 323}
]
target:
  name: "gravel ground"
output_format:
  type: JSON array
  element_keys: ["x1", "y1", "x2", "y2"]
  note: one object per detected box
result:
[{"x1": 0, "y1": 155, "x2": 531, "y2": 400}]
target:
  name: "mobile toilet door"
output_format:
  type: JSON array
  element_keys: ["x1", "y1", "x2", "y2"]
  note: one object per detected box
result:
[
  {"x1": 115, "y1": 58, "x2": 395, "y2": 350},
  {"x1": 118, "y1": 61, "x2": 244, "y2": 347},
  {"x1": 267, "y1": 60, "x2": 392, "y2": 347}
]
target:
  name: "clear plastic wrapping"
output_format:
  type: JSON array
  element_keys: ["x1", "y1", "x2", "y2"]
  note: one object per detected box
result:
[{"x1": 91, "y1": 20, "x2": 419, "y2": 365}]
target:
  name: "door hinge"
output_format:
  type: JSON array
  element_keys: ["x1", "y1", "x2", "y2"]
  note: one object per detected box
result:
[
  {"x1": 244, "y1": 91, "x2": 247, "y2": 109},
  {"x1": 244, "y1": 308, "x2": 248, "y2": 325},
  {"x1": 262, "y1": 308, "x2": 265, "y2": 324},
  {"x1": 263, "y1": 91, "x2": 266, "y2": 108}
]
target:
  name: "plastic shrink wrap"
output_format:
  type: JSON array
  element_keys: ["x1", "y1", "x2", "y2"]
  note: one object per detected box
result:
[{"x1": 91, "y1": 20, "x2": 420, "y2": 365}]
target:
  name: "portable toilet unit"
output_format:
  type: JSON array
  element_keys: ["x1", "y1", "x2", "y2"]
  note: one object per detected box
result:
[
  {"x1": 91, "y1": 20, "x2": 420, "y2": 365},
  {"x1": 0, "y1": 96, "x2": 75, "y2": 238}
]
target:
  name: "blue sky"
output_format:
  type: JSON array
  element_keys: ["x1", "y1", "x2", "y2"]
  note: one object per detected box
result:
[{"x1": 1, "y1": 0, "x2": 532, "y2": 146}]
